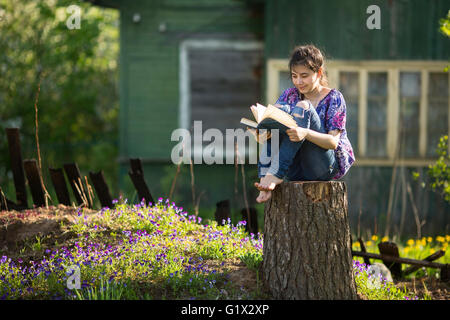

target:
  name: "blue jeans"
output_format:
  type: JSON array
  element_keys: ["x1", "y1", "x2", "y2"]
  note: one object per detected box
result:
[{"x1": 257, "y1": 102, "x2": 339, "y2": 181}]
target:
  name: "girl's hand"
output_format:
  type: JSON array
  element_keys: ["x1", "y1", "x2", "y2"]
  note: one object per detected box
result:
[{"x1": 286, "y1": 126, "x2": 309, "y2": 142}]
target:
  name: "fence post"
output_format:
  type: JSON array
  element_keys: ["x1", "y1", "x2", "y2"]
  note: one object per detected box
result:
[
  {"x1": 49, "y1": 167, "x2": 71, "y2": 206},
  {"x1": 6, "y1": 128, "x2": 28, "y2": 208},
  {"x1": 63, "y1": 163, "x2": 85, "y2": 206},
  {"x1": 215, "y1": 200, "x2": 230, "y2": 225},
  {"x1": 89, "y1": 170, "x2": 113, "y2": 209},
  {"x1": 23, "y1": 159, "x2": 46, "y2": 207},
  {"x1": 128, "y1": 158, "x2": 154, "y2": 206}
]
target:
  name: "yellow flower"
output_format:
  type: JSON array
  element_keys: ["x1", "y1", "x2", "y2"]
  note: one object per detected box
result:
[
  {"x1": 421, "y1": 239, "x2": 427, "y2": 246},
  {"x1": 366, "y1": 241, "x2": 373, "y2": 247},
  {"x1": 446, "y1": 235, "x2": 450, "y2": 242},
  {"x1": 443, "y1": 242, "x2": 448, "y2": 250},
  {"x1": 353, "y1": 242, "x2": 360, "y2": 248},
  {"x1": 436, "y1": 236, "x2": 445, "y2": 243},
  {"x1": 404, "y1": 247, "x2": 410, "y2": 254},
  {"x1": 382, "y1": 236, "x2": 389, "y2": 242},
  {"x1": 430, "y1": 248, "x2": 435, "y2": 254},
  {"x1": 427, "y1": 237, "x2": 433, "y2": 243},
  {"x1": 371, "y1": 235, "x2": 378, "y2": 241},
  {"x1": 407, "y1": 239, "x2": 415, "y2": 246}
]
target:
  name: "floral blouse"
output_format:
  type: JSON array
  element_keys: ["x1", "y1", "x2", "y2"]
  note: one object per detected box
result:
[{"x1": 275, "y1": 87, "x2": 355, "y2": 179}]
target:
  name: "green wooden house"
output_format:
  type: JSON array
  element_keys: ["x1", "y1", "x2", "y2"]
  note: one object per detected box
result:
[{"x1": 88, "y1": 0, "x2": 449, "y2": 237}]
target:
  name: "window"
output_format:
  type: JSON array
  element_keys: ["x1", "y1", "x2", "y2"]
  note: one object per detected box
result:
[
  {"x1": 366, "y1": 72, "x2": 388, "y2": 158},
  {"x1": 339, "y1": 72, "x2": 359, "y2": 156},
  {"x1": 267, "y1": 59, "x2": 449, "y2": 166},
  {"x1": 399, "y1": 72, "x2": 421, "y2": 158},
  {"x1": 179, "y1": 40, "x2": 264, "y2": 160},
  {"x1": 427, "y1": 72, "x2": 449, "y2": 157}
]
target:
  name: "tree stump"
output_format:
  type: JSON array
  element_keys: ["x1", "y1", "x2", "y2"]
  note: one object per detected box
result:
[{"x1": 262, "y1": 181, "x2": 357, "y2": 300}]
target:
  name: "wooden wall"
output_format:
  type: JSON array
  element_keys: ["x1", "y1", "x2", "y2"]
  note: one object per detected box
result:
[{"x1": 264, "y1": 0, "x2": 450, "y2": 61}]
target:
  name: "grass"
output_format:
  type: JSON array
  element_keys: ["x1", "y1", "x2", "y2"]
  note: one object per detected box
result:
[
  {"x1": 353, "y1": 260, "x2": 427, "y2": 300},
  {"x1": 352, "y1": 234, "x2": 450, "y2": 280},
  {"x1": 0, "y1": 198, "x2": 446, "y2": 300},
  {"x1": 0, "y1": 198, "x2": 264, "y2": 300}
]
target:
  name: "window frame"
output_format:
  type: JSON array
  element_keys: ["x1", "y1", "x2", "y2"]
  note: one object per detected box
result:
[
  {"x1": 267, "y1": 59, "x2": 450, "y2": 166},
  {"x1": 179, "y1": 39, "x2": 264, "y2": 161}
]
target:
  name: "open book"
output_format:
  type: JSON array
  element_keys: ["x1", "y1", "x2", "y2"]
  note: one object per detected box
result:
[{"x1": 240, "y1": 103, "x2": 298, "y2": 143}]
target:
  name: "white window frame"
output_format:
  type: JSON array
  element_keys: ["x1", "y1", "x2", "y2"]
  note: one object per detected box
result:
[
  {"x1": 267, "y1": 59, "x2": 450, "y2": 167},
  {"x1": 179, "y1": 39, "x2": 264, "y2": 161}
]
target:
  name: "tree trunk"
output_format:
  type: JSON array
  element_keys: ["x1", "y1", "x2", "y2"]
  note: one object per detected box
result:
[{"x1": 262, "y1": 181, "x2": 357, "y2": 300}]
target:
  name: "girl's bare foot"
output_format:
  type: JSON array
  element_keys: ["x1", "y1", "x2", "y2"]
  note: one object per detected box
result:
[
  {"x1": 254, "y1": 174, "x2": 283, "y2": 191},
  {"x1": 256, "y1": 190, "x2": 272, "y2": 203}
]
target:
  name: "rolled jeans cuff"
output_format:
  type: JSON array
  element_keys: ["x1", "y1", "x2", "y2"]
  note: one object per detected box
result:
[{"x1": 266, "y1": 165, "x2": 285, "y2": 179}]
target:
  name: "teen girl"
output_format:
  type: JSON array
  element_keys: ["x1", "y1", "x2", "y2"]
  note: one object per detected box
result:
[{"x1": 256, "y1": 44, "x2": 355, "y2": 203}]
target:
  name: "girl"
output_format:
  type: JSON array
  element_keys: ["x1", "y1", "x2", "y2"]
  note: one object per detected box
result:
[{"x1": 255, "y1": 44, "x2": 355, "y2": 203}]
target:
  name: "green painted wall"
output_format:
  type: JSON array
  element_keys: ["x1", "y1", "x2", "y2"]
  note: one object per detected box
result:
[
  {"x1": 110, "y1": 0, "x2": 265, "y2": 222},
  {"x1": 265, "y1": 0, "x2": 450, "y2": 60},
  {"x1": 116, "y1": 0, "x2": 263, "y2": 161}
]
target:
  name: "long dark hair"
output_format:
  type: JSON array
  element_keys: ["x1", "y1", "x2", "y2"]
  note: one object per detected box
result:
[{"x1": 288, "y1": 44, "x2": 329, "y2": 87}]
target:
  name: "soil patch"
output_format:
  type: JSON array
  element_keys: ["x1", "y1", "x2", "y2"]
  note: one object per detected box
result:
[
  {"x1": 0, "y1": 204, "x2": 97, "y2": 257},
  {"x1": 395, "y1": 277, "x2": 450, "y2": 300}
]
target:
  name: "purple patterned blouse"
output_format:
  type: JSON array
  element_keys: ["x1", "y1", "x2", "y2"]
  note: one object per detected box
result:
[{"x1": 275, "y1": 87, "x2": 355, "y2": 179}]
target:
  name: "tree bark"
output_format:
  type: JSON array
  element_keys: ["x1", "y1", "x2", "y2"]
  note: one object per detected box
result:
[{"x1": 262, "y1": 181, "x2": 357, "y2": 300}]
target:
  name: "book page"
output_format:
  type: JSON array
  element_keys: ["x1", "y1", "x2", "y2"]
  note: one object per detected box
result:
[
  {"x1": 250, "y1": 105, "x2": 258, "y2": 122},
  {"x1": 240, "y1": 117, "x2": 258, "y2": 128},
  {"x1": 255, "y1": 103, "x2": 267, "y2": 123},
  {"x1": 262, "y1": 104, "x2": 297, "y2": 128}
]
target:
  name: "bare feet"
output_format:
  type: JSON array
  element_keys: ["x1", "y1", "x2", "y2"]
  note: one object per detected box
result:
[
  {"x1": 254, "y1": 174, "x2": 283, "y2": 203},
  {"x1": 254, "y1": 174, "x2": 283, "y2": 191},
  {"x1": 256, "y1": 190, "x2": 272, "y2": 203}
]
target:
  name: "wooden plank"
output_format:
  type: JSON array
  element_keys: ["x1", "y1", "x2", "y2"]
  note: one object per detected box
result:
[
  {"x1": 130, "y1": 158, "x2": 144, "y2": 175},
  {"x1": 0, "y1": 186, "x2": 6, "y2": 210},
  {"x1": 0, "y1": 186, "x2": 27, "y2": 211},
  {"x1": 23, "y1": 159, "x2": 46, "y2": 207},
  {"x1": 128, "y1": 158, "x2": 154, "y2": 205},
  {"x1": 128, "y1": 171, "x2": 155, "y2": 206},
  {"x1": 241, "y1": 207, "x2": 258, "y2": 235},
  {"x1": 387, "y1": 69, "x2": 399, "y2": 160},
  {"x1": 5, "y1": 128, "x2": 28, "y2": 208},
  {"x1": 352, "y1": 251, "x2": 445, "y2": 269},
  {"x1": 378, "y1": 241, "x2": 402, "y2": 278},
  {"x1": 402, "y1": 250, "x2": 446, "y2": 276},
  {"x1": 215, "y1": 199, "x2": 230, "y2": 225},
  {"x1": 49, "y1": 167, "x2": 71, "y2": 206},
  {"x1": 441, "y1": 264, "x2": 449, "y2": 282},
  {"x1": 63, "y1": 163, "x2": 85, "y2": 206},
  {"x1": 89, "y1": 171, "x2": 113, "y2": 209},
  {"x1": 358, "y1": 69, "x2": 367, "y2": 157},
  {"x1": 358, "y1": 237, "x2": 371, "y2": 266},
  {"x1": 419, "y1": 70, "x2": 428, "y2": 157}
]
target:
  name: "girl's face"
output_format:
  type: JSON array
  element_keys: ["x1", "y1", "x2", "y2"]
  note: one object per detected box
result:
[{"x1": 290, "y1": 64, "x2": 321, "y2": 94}]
